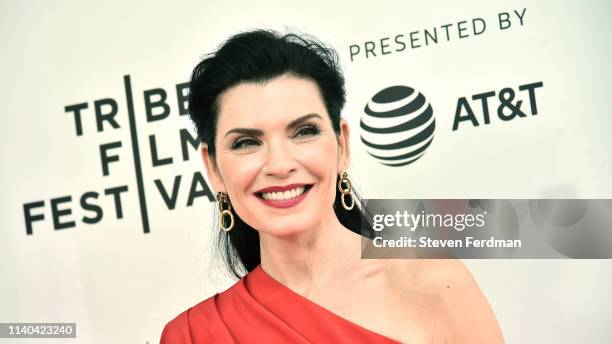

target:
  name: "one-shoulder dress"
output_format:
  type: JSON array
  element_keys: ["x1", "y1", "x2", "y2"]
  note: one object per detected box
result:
[{"x1": 160, "y1": 264, "x2": 401, "y2": 343}]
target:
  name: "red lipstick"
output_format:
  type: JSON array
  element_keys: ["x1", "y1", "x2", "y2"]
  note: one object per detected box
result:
[
  {"x1": 255, "y1": 183, "x2": 308, "y2": 193},
  {"x1": 255, "y1": 184, "x2": 313, "y2": 209}
]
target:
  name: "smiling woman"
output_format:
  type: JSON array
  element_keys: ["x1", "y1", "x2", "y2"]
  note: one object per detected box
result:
[{"x1": 160, "y1": 29, "x2": 504, "y2": 343}]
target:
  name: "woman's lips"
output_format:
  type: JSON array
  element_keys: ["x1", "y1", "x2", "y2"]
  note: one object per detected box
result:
[
  {"x1": 256, "y1": 184, "x2": 313, "y2": 209},
  {"x1": 255, "y1": 183, "x2": 309, "y2": 193}
]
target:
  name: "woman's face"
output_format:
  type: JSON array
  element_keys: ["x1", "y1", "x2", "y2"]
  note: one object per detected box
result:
[{"x1": 200, "y1": 74, "x2": 350, "y2": 237}]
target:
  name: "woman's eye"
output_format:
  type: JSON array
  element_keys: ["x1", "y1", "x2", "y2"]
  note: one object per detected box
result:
[
  {"x1": 295, "y1": 125, "x2": 320, "y2": 137},
  {"x1": 231, "y1": 138, "x2": 259, "y2": 150}
]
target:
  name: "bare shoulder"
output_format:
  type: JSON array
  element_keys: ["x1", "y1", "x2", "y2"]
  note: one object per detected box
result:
[{"x1": 382, "y1": 259, "x2": 505, "y2": 343}]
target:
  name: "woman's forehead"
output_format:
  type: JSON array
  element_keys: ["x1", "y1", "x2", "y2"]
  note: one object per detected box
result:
[{"x1": 216, "y1": 76, "x2": 327, "y2": 128}]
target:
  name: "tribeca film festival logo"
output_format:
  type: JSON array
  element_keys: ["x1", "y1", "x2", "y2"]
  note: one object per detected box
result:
[
  {"x1": 22, "y1": 75, "x2": 215, "y2": 235},
  {"x1": 360, "y1": 81, "x2": 544, "y2": 167}
]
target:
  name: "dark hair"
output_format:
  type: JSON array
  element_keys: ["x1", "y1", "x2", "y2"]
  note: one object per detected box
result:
[{"x1": 188, "y1": 28, "x2": 376, "y2": 278}]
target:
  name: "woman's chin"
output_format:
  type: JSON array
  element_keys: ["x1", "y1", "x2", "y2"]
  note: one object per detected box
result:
[{"x1": 258, "y1": 225, "x2": 312, "y2": 238}]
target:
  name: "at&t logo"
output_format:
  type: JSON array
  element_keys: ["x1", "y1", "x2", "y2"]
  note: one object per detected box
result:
[{"x1": 360, "y1": 86, "x2": 436, "y2": 167}]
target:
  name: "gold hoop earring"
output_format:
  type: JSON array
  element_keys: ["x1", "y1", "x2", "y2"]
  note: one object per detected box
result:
[
  {"x1": 337, "y1": 170, "x2": 354, "y2": 211},
  {"x1": 217, "y1": 191, "x2": 234, "y2": 232}
]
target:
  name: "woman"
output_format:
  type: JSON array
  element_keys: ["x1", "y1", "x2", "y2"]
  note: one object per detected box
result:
[{"x1": 160, "y1": 29, "x2": 504, "y2": 343}]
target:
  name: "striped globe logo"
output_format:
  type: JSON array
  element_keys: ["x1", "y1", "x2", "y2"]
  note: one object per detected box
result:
[{"x1": 360, "y1": 85, "x2": 435, "y2": 167}]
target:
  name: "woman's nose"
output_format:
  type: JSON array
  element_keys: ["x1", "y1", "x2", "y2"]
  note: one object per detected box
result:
[{"x1": 262, "y1": 140, "x2": 297, "y2": 178}]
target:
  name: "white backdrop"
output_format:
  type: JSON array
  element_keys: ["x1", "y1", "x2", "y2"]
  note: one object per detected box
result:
[{"x1": 1, "y1": 0, "x2": 611, "y2": 343}]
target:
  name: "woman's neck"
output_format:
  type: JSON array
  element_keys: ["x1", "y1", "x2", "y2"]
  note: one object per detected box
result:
[{"x1": 258, "y1": 213, "x2": 366, "y2": 297}]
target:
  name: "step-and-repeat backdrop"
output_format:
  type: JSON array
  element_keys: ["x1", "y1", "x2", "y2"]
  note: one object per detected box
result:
[{"x1": 1, "y1": 0, "x2": 610, "y2": 343}]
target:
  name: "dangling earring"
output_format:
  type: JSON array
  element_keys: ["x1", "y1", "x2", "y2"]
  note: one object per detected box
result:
[
  {"x1": 217, "y1": 191, "x2": 234, "y2": 232},
  {"x1": 337, "y1": 170, "x2": 355, "y2": 210}
]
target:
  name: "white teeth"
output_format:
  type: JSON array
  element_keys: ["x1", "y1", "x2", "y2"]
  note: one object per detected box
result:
[{"x1": 261, "y1": 186, "x2": 306, "y2": 201}]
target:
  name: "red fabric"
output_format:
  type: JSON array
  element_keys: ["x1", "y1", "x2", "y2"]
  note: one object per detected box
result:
[{"x1": 160, "y1": 264, "x2": 401, "y2": 343}]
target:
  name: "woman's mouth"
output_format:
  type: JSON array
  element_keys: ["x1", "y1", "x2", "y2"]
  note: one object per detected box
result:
[{"x1": 255, "y1": 184, "x2": 313, "y2": 208}]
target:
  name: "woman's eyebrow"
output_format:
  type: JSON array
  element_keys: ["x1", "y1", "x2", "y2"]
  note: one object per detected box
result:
[{"x1": 223, "y1": 113, "x2": 322, "y2": 138}]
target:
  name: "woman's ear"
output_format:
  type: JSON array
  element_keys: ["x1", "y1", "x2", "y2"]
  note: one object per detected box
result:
[
  {"x1": 337, "y1": 118, "x2": 351, "y2": 173},
  {"x1": 200, "y1": 144, "x2": 224, "y2": 193}
]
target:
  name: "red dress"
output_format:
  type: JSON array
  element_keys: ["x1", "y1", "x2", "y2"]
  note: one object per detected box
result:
[{"x1": 160, "y1": 264, "x2": 401, "y2": 343}]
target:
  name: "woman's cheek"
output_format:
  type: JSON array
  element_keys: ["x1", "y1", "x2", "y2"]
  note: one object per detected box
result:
[
  {"x1": 298, "y1": 139, "x2": 336, "y2": 164},
  {"x1": 233, "y1": 156, "x2": 261, "y2": 190},
  {"x1": 227, "y1": 156, "x2": 261, "y2": 226}
]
